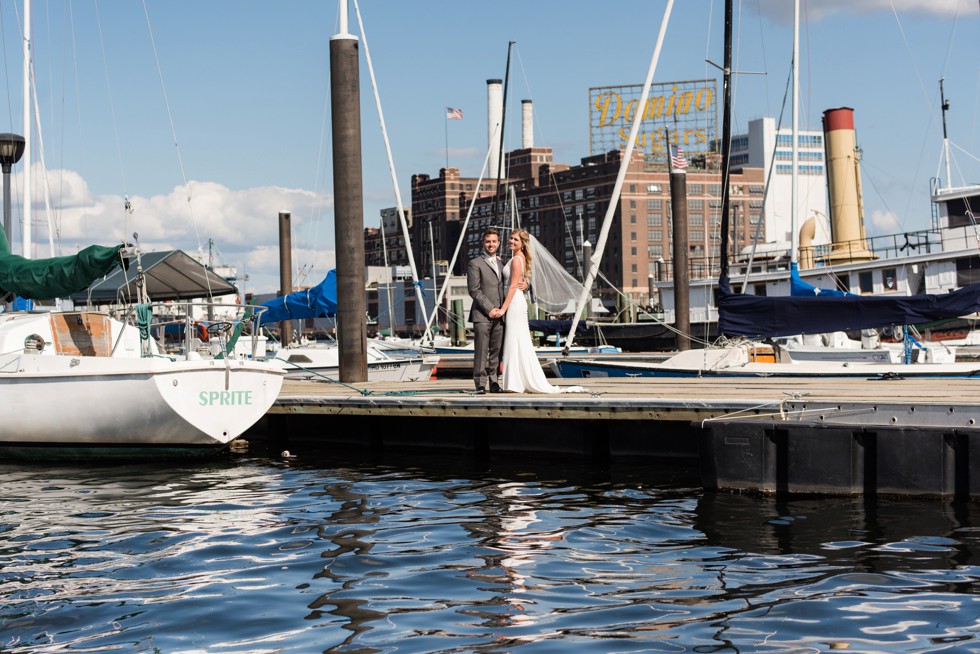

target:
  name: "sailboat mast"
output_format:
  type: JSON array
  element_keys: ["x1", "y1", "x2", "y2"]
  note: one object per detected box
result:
[
  {"x1": 718, "y1": 0, "x2": 733, "y2": 282},
  {"x1": 562, "y1": 0, "x2": 674, "y2": 352},
  {"x1": 790, "y1": 0, "x2": 800, "y2": 265},
  {"x1": 22, "y1": 0, "x2": 31, "y2": 259},
  {"x1": 350, "y1": 0, "x2": 434, "y2": 342},
  {"x1": 492, "y1": 42, "x2": 514, "y2": 228},
  {"x1": 940, "y1": 77, "x2": 952, "y2": 191}
]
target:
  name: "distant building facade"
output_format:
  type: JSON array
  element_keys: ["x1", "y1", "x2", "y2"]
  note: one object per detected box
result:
[
  {"x1": 730, "y1": 116, "x2": 829, "y2": 246},
  {"x1": 364, "y1": 115, "x2": 828, "y2": 332}
]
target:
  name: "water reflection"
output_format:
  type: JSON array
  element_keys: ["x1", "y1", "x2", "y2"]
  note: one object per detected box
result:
[
  {"x1": 692, "y1": 493, "x2": 980, "y2": 651},
  {"x1": 695, "y1": 492, "x2": 980, "y2": 569},
  {"x1": 2, "y1": 456, "x2": 980, "y2": 652}
]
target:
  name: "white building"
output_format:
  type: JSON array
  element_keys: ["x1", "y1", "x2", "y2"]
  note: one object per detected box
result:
[{"x1": 730, "y1": 116, "x2": 830, "y2": 247}]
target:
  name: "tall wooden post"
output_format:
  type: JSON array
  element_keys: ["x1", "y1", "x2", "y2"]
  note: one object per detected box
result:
[
  {"x1": 330, "y1": 15, "x2": 368, "y2": 382},
  {"x1": 278, "y1": 211, "x2": 293, "y2": 347},
  {"x1": 670, "y1": 170, "x2": 691, "y2": 350}
]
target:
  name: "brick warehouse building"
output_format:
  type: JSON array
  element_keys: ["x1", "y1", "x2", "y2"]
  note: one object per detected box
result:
[{"x1": 368, "y1": 144, "x2": 766, "y2": 312}]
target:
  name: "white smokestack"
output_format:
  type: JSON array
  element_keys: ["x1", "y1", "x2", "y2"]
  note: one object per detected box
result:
[
  {"x1": 522, "y1": 99, "x2": 533, "y2": 148},
  {"x1": 487, "y1": 79, "x2": 502, "y2": 178}
]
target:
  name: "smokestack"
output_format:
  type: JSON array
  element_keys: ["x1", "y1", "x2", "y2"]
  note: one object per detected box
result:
[
  {"x1": 487, "y1": 79, "x2": 502, "y2": 178},
  {"x1": 521, "y1": 99, "x2": 533, "y2": 148},
  {"x1": 822, "y1": 107, "x2": 875, "y2": 263}
]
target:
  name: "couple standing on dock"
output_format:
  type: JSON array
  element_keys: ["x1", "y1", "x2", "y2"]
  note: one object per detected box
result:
[{"x1": 467, "y1": 227, "x2": 580, "y2": 395}]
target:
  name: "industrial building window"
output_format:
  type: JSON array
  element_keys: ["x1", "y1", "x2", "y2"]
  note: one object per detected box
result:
[
  {"x1": 859, "y1": 271, "x2": 874, "y2": 294},
  {"x1": 883, "y1": 268, "x2": 897, "y2": 291},
  {"x1": 688, "y1": 184, "x2": 703, "y2": 195},
  {"x1": 647, "y1": 184, "x2": 662, "y2": 194},
  {"x1": 630, "y1": 232, "x2": 637, "y2": 241},
  {"x1": 648, "y1": 214, "x2": 662, "y2": 226}
]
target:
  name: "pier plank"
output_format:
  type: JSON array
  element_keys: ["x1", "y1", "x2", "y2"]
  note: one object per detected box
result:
[{"x1": 271, "y1": 376, "x2": 980, "y2": 426}]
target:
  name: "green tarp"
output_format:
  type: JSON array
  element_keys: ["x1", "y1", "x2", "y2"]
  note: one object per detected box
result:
[{"x1": 0, "y1": 227, "x2": 124, "y2": 301}]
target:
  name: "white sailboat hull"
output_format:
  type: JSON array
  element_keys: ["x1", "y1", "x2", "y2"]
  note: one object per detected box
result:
[
  {"x1": 0, "y1": 353, "x2": 284, "y2": 452},
  {"x1": 0, "y1": 310, "x2": 285, "y2": 458}
]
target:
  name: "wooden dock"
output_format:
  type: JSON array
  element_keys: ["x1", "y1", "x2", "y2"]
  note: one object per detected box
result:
[{"x1": 251, "y1": 376, "x2": 980, "y2": 499}]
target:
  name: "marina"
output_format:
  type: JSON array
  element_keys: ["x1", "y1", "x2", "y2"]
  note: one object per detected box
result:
[{"x1": 1, "y1": 0, "x2": 979, "y2": 652}]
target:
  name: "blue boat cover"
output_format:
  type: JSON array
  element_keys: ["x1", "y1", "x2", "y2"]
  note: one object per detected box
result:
[
  {"x1": 789, "y1": 263, "x2": 852, "y2": 298},
  {"x1": 718, "y1": 274, "x2": 980, "y2": 339},
  {"x1": 258, "y1": 269, "x2": 337, "y2": 326}
]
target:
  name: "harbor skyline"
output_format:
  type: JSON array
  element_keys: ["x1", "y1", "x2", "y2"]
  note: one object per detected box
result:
[{"x1": 0, "y1": 0, "x2": 975, "y2": 294}]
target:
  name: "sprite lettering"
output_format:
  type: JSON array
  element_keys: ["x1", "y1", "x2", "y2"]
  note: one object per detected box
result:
[{"x1": 199, "y1": 390, "x2": 254, "y2": 406}]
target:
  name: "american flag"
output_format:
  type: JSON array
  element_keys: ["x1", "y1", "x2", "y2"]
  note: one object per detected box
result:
[
  {"x1": 446, "y1": 107, "x2": 463, "y2": 120},
  {"x1": 670, "y1": 144, "x2": 689, "y2": 170}
]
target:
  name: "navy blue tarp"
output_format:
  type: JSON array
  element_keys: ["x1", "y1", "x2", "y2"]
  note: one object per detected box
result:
[
  {"x1": 258, "y1": 270, "x2": 337, "y2": 326},
  {"x1": 718, "y1": 275, "x2": 980, "y2": 339},
  {"x1": 527, "y1": 319, "x2": 587, "y2": 334}
]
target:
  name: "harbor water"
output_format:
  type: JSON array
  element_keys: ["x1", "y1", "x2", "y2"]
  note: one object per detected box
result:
[{"x1": 3, "y1": 452, "x2": 980, "y2": 653}]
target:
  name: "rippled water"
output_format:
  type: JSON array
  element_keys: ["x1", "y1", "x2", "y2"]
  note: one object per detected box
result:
[{"x1": 3, "y1": 453, "x2": 980, "y2": 653}]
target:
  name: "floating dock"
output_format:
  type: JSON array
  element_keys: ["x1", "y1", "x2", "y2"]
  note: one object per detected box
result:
[{"x1": 249, "y1": 376, "x2": 980, "y2": 500}]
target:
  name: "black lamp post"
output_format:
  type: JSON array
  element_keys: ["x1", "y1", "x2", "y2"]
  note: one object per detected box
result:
[{"x1": 0, "y1": 133, "x2": 25, "y2": 247}]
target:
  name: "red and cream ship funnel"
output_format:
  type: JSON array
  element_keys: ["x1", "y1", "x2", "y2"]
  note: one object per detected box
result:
[{"x1": 822, "y1": 107, "x2": 877, "y2": 263}]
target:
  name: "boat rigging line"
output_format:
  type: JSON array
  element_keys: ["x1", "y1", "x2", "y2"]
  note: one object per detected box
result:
[
  {"x1": 563, "y1": 0, "x2": 675, "y2": 355},
  {"x1": 352, "y1": 0, "x2": 434, "y2": 342}
]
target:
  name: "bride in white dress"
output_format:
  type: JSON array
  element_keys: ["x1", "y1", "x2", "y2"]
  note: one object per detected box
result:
[{"x1": 499, "y1": 229, "x2": 581, "y2": 394}]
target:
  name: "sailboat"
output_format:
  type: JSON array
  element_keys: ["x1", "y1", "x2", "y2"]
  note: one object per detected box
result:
[
  {"x1": 0, "y1": 1, "x2": 285, "y2": 459},
  {"x1": 258, "y1": 269, "x2": 439, "y2": 381},
  {"x1": 549, "y1": 0, "x2": 980, "y2": 380},
  {"x1": 0, "y1": 238, "x2": 285, "y2": 458}
]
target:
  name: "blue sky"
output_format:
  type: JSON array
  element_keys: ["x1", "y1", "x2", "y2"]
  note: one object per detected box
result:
[{"x1": 0, "y1": 0, "x2": 976, "y2": 294}]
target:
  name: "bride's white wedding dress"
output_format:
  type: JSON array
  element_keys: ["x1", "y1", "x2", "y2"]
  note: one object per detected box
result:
[{"x1": 500, "y1": 256, "x2": 581, "y2": 394}]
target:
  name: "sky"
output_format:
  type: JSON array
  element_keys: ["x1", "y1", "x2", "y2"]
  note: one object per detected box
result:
[{"x1": 0, "y1": 0, "x2": 977, "y2": 295}]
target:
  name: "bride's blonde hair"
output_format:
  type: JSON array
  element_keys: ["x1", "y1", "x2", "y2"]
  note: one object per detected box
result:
[{"x1": 512, "y1": 228, "x2": 533, "y2": 279}]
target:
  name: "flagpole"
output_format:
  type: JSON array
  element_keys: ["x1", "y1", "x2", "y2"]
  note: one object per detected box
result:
[{"x1": 444, "y1": 108, "x2": 449, "y2": 169}]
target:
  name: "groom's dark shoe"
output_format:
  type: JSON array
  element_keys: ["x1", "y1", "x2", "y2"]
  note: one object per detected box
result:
[{"x1": 489, "y1": 382, "x2": 502, "y2": 393}]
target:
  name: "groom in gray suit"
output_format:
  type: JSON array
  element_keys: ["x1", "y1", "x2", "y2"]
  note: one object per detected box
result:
[
  {"x1": 467, "y1": 228, "x2": 526, "y2": 394},
  {"x1": 468, "y1": 228, "x2": 505, "y2": 394}
]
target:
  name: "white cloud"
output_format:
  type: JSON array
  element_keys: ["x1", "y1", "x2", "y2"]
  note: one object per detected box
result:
[
  {"x1": 753, "y1": 0, "x2": 975, "y2": 23},
  {"x1": 867, "y1": 207, "x2": 902, "y2": 235},
  {"x1": 16, "y1": 168, "x2": 335, "y2": 294}
]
